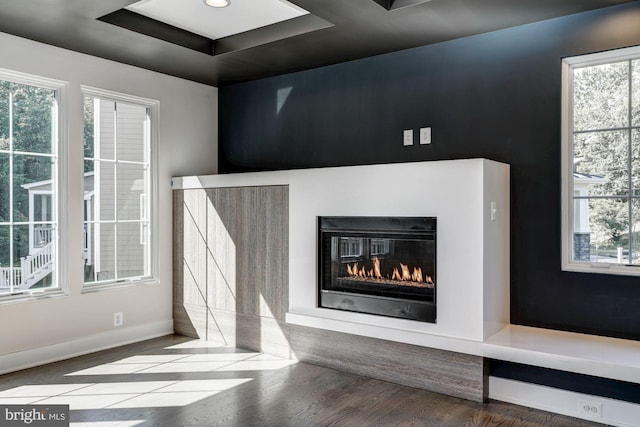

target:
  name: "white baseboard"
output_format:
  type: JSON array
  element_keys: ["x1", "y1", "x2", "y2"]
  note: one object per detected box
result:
[
  {"x1": 490, "y1": 376, "x2": 640, "y2": 427},
  {"x1": 0, "y1": 319, "x2": 174, "y2": 375}
]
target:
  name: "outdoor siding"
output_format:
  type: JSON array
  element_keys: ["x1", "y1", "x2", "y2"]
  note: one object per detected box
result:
[{"x1": 95, "y1": 100, "x2": 147, "y2": 280}]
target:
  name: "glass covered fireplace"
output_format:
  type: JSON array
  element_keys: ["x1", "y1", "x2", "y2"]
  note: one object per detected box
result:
[{"x1": 318, "y1": 216, "x2": 436, "y2": 323}]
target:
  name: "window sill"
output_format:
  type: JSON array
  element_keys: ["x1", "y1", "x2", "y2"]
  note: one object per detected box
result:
[
  {"x1": 562, "y1": 261, "x2": 640, "y2": 277},
  {"x1": 81, "y1": 277, "x2": 159, "y2": 294},
  {"x1": 0, "y1": 289, "x2": 69, "y2": 305}
]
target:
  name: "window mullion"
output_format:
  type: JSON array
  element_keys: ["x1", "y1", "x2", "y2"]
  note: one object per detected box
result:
[
  {"x1": 113, "y1": 102, "x2": 118, "y2": 282},
  {"x1": 8, "y1": 84, "x2": 13, "y2": 291},
  {"x1": 628, "y1": 59, "x2": 634, "y2": 264}
]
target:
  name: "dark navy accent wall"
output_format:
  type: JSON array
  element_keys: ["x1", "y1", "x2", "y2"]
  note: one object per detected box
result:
[{"x1": 219, "y1": 2, "x2": 640, "y2": 340}]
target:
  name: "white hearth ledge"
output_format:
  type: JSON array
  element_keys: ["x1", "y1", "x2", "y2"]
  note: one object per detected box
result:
[
  {"x1": 484, "y1": 324, "x2": 640, "y2": 384},
  {"x1": 285, "y1": 310, "x2": 640, "y2": 384}
]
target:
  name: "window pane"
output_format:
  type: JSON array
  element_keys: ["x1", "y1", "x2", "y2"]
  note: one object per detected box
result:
[
  {"x1": 83, "y1": 96, "x2": 94, "y2": 158},
  {"x1": 117, "y1": 222, "x2": 146, "y2": 279},
  {"x1": 0, "y1": 81, "x2": 9, "y2": 151},
  {"x1": 633, "y1": 129, "x2": 640, "y2": 196},
  {"x1": 116, "y1": 102, "x2": 147, "y2": 163},
  {"x1": 83, "y1": 93, "x2": 153, "y2": 287},
  {"x1": 633, "y1": 59, "x2": 640, "y2": 127},
  {"x1": 631, "y1": 198, "x2": 640, "y2": 265},
  {"x1": 573, "y1": 62, "x2": 629, "y2": 131},
  {"x1": 83, "y1": 223, "x2": 95, "y2": 282},
  {"x1": 576, "y1": 198, "x2": 630, "y2": 263},
  {"x1": 94, "y1": 161, "x2": 115, "y2": 221},
  {"x1": 116, "y1": 163, "x2": 145, "y2": 221},
  {"x1": 0, "y1": 226, "x2": 12, "y2": 293},
  {"x1": 12, "y1": 224, "x2": 54, "y2": 291},
  {"x1": 574, "y1": 130, "x2": 628, "y2": 196},
  {"x1": 0, "y1": 225, "x2": 9, "y2": 266},
  {"x1": 93, "y1": 222, "x2": 115, "y2": 283},
  {"x1": 0, "y1": 153, "x2": 8, "y2": 222},
  {"x1": 96, "y1": 99, "x2": 115, "y2": 161},
  {"x1": 12, "y1": 154, "x2": 54, "y2": 222},
  {"x1": 0, "y1": 75, "x2": 58, "y2": 297},
  {"x1": 12, "y1": 84, "x2": 55, "y2": 154}
]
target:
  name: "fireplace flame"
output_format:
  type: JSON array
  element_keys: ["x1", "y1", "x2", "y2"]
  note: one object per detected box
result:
[
  {"x1": 400, "y1": 263, "x2": 411, "y2": 281},
  {"x1": 372, "y1": 257, "x2": 382, "y2": 279},
  {"x1": 348, "y1": 259, "x2": 431, "y2": 285},
  {"x1": 346, "y1": 263, "x2": 356, "y2": 276},
  {"x1": 412, "y1": 267, "x2": 423, "y2": 283}
]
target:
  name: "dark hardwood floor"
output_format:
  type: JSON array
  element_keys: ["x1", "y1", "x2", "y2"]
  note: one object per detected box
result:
[{"x1": 0, "y1": 335, "x2": 602, "y2": 427}]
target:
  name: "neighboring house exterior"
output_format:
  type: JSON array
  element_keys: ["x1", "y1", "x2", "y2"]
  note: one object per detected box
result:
[{"x1": 573, "y1": 171, "x2": 607, "y2": 262}]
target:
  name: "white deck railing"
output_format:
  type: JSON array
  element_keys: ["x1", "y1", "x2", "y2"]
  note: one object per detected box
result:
[
  {"x1": 0, "y1": 266, "x2": 22, "y2": 290},
  {"x1": 0, "y1": 241, "x2": 53, "y2": 292},
  {"x1": 21, "y1": 242, "x2": 53, "y2": 283},
  {"x1": 33, "y1": 225, "x2": 53, "y2": 248}
]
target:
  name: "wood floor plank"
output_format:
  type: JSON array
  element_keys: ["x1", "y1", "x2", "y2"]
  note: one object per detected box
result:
[{"x1": 0, "y1": 335, "x2": 603, "y2": 427}]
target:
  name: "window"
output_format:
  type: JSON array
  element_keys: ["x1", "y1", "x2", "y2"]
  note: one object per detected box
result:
[
  {"x1": 562, "y1": 45, "x2": 640, "y2": 275},
  {"x1": 0, "y1": 71, "x2": 63, "y2": 297},
  {"x1": 82, "y1": 88, "x2": 157, "y2": 288}
]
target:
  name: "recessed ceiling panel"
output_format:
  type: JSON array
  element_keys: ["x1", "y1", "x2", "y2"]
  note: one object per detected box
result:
[{"x1": 127, "y1": 0, "x2": 309, "y2": 40}]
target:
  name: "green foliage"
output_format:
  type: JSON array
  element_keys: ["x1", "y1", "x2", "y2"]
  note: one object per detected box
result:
[
  {"x1": 83, "y1": 95, "x2": 94, "y2": 163},
  {"x1": 573, "y1": 60, "x2": 640, "y2": 252}
]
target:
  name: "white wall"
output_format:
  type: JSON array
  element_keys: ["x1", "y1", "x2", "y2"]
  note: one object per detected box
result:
[{"x1": 0, "y1": 31, "x2": 217, "y2": 364}]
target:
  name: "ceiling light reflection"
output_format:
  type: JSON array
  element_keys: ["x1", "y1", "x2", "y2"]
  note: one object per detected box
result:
[{"x1": 204, "y1": 0, "x2": 230, "y2": 8}]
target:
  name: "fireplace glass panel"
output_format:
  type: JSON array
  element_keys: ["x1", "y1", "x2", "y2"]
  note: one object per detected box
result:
[{"x1": 318, "y1": 217, "x2": 436, "y2": 323}]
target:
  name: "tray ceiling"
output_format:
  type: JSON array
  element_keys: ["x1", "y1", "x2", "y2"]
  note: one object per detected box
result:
[{"x1": 0, "y1": 0, "x2": 635, "y2": 86}]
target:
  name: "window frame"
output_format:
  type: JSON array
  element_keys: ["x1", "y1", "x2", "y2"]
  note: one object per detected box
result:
[
  {"x1": 80, "y1": 86, "x2": 159, "y2": 292},
  {"x1": 561, "y1": 45, "x2": 640, "y2": 276},
  {"x1": 0, "y1": 68, "x2": 68, "y2": 303}
]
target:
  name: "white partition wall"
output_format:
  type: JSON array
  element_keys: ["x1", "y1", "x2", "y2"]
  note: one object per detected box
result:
[
  {"x1": 175, "y1": 158, "x2": 511, "y2": 347},
  {"x1": 286, "y1": 159, "x2": 510, "y2": 344}
]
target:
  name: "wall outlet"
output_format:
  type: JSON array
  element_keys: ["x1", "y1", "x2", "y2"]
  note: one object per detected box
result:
[
  {"x1": 113, "y1": 312, "x2": 124, "y2": 327},
  {"x1": 578, "y1": 399, "x2": 603, "y2": 419},
  {"x1": 419, "y1": 127, "x2": 431, "y2": 145},
  {"x1": 403, "y1": 129, "x2": 413, "y2": 146}
]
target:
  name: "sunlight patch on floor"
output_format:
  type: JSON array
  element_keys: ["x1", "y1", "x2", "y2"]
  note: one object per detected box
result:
[{"x1": 0, "y1": 339, "x2": 295, "y2": 422}]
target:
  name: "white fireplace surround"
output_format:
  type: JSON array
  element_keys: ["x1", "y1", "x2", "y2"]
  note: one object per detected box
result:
[{"x1": 173, "y1": 158, "x2": 640, "y2": 386}]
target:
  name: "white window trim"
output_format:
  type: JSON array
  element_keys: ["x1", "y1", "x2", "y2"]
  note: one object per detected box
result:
[
  {"x1": 0, "y1": 68, "x2": 69, "y2": 303},
  {"x1": 79, "y1": 86, "x2": 159, "y2": 292},
  {"x1": 561, "y1": 45, "x2": 640, "y2": 276}
]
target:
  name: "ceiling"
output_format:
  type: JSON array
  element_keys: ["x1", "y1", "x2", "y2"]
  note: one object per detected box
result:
[
  {"x1": 0, "y1": 0, "x2": 635, "y2": 87},
  {"x1": 126, "y1": 0, "x2": 309, "y2": 40}
]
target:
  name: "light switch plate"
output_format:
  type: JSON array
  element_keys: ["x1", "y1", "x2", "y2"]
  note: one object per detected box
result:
[
  {"x1": 403, "y1": 129, "x2": 413, "y2": 146},
  {"x1": 420, "y1": 127, "x2": 431, "y2": 145}
]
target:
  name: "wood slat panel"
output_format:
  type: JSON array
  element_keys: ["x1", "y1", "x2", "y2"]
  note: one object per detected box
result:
[{"x1": 289, "y1": 323, "x2": 488, "y2": 402}]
